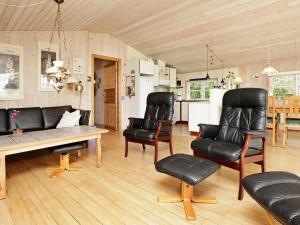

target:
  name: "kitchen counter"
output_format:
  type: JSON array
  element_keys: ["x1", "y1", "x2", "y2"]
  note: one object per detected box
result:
[
  {"x1": 188, "y1": 89, "x2": 227, "y2": 132},
  {"x1": 176, "y1": 100, "x2": 209, "y2": 102}
]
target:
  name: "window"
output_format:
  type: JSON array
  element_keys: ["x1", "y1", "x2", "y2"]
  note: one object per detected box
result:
[
  {"x1": 188, "y1": 79, "x2": 218, "y2": 100},
  {"x1": 269, "y1": 75, "x2": 300, "y2": 96}
]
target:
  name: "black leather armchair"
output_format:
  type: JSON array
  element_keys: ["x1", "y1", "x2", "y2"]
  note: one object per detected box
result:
[
  {"x1": 191, "y1": 88, "x2": 267, "y2": 200},
  {"x1": 123, "y1": 92, "x2": 175, "y2": 163}
]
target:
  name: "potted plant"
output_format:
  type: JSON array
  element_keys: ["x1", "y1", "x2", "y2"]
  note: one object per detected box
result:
[{"x1": 10, "y1": 110, "x2": 22, "y2": 136}]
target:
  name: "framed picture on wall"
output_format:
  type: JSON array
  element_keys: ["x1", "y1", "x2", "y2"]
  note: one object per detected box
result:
[
  {"x1": 126, "y1": 69, "x2": 135, "y2": 97},
  {"x1": 38, "y1": 42, "x2": 58, "y2": 91},
  {"x1": 73, "y1": 58, "x2": 84, "y2": 74},
  {"x1": 0, "y1": 44, "x2": 23, "y2": 100}
]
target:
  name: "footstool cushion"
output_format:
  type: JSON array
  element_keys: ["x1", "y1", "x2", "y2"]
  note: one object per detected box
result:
[
  {"x1": 243, "y1": 171, "x2": 300, "y2": 225},
  {"x1": 155, "y1": 154, "x2": 220, "y2": 185}
]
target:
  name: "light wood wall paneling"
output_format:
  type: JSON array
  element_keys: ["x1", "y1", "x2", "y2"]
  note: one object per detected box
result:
[{"x1": 1, "y1": 1, "x2": 300, "y2": 73}]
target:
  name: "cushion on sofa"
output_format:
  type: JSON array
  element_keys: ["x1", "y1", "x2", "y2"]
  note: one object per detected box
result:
[
  {"x1": 56, "y1": 110, "x2": 81, "y2": 128},
  {"x1": 7, "y1": 107, "x2": 43, "y2": 132},
  {"x1": 42, "y1": 105, "x2": 72, "y2": 129},
  {"x1": 0, "y1": 109, "x2": 8, "y2": 134}
]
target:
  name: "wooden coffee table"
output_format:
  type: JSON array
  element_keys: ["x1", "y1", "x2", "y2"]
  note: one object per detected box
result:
[{"x1": 0, "y1": 125, "x2": 108, "y2": 199}]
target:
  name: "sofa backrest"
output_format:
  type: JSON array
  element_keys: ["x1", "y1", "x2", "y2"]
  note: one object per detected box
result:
[
  {"x1": 73, "y1": 109, "x2": 91, "y2": 126},
  {"x1": 0, "y1": 105, "x2": 90, "y2": 134},
  {"x1": 216, "y1": 88, "x2": 267, "y2": 145},
  {"x1": 0, "y1": 109, "x2": 8, "y2": 134},
  {"x1": 7, "y1": 107, "x2": 43, "y2": 132},
  {"x1": 42, "y1": 105, "x2": 72, "y2": 129}
]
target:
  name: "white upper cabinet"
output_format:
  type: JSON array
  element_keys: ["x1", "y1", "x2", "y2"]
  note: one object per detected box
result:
[
  {"x1": 153, "y1": 65, "x2": 159, "y2": 86},
  {"x1": 169, "y1": 67, "x2": 176, "y2": 87},
  {"x1": 159, "y1": 66, "x2": 170, "y2": 86},
  {"x1": 139, "y1": 59, "x2": 154, "y2": 76}
]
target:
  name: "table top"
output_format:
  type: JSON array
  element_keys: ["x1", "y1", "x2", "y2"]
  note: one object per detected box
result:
[{"x1": 0, "y1": 126, "x2": 108, "y2": 155}]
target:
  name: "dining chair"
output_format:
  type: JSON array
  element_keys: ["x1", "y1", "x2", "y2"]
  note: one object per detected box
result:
[
  {"x1": 267, "y1": 96, "x2": 279, "y2": 146},
  {"x1": 283, "y1": 96, "x2": 300, "y2": 147}
]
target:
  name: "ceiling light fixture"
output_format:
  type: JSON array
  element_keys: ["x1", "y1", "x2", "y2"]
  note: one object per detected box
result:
[
  {"x1": 46, "y1": 0, "x2": 71, "y2": 93},
  {"x1": 206, "y1": 45, "x2": 210, "y2": 79},
  {"x1": 261, "y1": 38, "x2": 278, "y2": 75}
]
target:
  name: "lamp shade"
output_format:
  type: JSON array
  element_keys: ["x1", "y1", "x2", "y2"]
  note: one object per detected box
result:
[
  {"x1": 234, "y1": 76, "x2": 243, "y2": 84},
  {"x1": 261, "y1": 65, "x2": 278, "y2": 74},
  {"x1": 66, "y1": 76, "x2": 78, "y2": 84},
  {"x1": 74, "y1": 81, "x2": 83, "y2": 93}
]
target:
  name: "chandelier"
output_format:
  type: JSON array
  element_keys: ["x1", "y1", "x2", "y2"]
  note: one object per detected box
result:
[
  {"x1": 46, "y1": 0, "x2": 71, "y2": 93},
  {"x1": 261, "y1": 38, "x2": 278, "y2": 75}
]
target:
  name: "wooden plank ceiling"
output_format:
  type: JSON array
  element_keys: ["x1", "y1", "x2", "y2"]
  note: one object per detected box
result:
[{"x1": 1, "y1": 0, "x2": 300, "y2": 72}]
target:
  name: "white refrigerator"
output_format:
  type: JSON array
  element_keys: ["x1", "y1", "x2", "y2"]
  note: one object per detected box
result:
[{"x1": 125, "y1": 60, "x2": 154, "y2": 120}]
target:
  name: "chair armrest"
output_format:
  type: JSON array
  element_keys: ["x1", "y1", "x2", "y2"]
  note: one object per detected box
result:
[
  {"x1": 198, "y1": 124, "x2": 220, "y2": 139},
  {"x1": 243, "y1": 130, "x2": 267, "y2": 139},
  {"x1": 158, "y1": 120, "x2": 173, "y2": 126},
  {"x1": 155, "y1": 120, "x2": 173, "y2": 139},
  {"x1": 240, "y1": 131, "x2": 266, "y2": 158},
  {"x1": 128, "y1": 117, "x2": 144, "y2": 128}
]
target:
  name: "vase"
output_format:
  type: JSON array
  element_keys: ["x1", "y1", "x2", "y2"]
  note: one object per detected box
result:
[{"x1": 13, "y1": 128, "x2": 23, "y2": 136}]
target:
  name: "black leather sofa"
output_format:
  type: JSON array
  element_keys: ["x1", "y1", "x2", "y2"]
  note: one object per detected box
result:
[{"x1": 0, "y1": 105, "x2": 90, "y2": 134}]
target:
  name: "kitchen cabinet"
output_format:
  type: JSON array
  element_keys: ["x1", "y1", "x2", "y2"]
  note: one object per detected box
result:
[
  {"x1": 169, "y1": 67, "x2": 176, "y2": 88},
  {"x1": 153, "y1": 65, "x2": 159, "y2": 86},
  {"x1": 159, "y1": 66, "x2": 170, "y2": 86},
  {"x1": 188, "y1": 89, "x2": 227, "y2": 132},
  {"x1": 188, "y1": 102, "x2": 210, "y2": 132},
  {"x1": 139, "y1": 59, "x2": 154, "y2": 75},
  {"x1": 174, "y1": 101, "x2": 180, "y2": 122},
  {"x1": 174, "y1": 101, "x2": 188, "y2": 123},
  {"x1": 181, "y1": 101, "x2": 189, "y2": 121}
]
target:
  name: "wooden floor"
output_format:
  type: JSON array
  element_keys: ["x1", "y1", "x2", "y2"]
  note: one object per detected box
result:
[{"x1": 1, "y1": 125, "x2": 299, "y2": 225}]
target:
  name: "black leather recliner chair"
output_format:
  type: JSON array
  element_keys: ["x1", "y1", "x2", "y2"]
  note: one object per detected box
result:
[
  {"x1": 191, "y1": 88, "x2": 267, "y2": 200},
  {"x1": 123, "y1": 92, "x2": 175, "y2": 163}
]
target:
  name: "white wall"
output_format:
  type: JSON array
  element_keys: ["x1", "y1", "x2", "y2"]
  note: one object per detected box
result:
[
  {"x1": 127, "y1": 45, "x2": 147, "y2": 61},
  {"x1": 177, "y1": 67, "x2": 239, "y2": 99}
]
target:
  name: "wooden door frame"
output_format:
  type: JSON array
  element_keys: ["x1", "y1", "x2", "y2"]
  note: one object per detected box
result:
[{"x1": 91, "y1": 54, "x2": 122, "y2": 131}]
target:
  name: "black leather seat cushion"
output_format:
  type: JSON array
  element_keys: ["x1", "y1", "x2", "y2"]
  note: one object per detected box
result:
[
  {"x1": 42, "y1": 105, "x2": 72, "y2": 129},
  {"x1": 7, "y1": 107, "x2": 43, "y2": 132},
  {"x1": 49, "y1": 142, "x2": 85, "y2": 154},
  {"x1": 0, "y1": 109, "x2": 8, "y2": 134},
  {"x1": 123, "y1": 128, "x2": 169, "y2": 141},
  {"x1": 155, "y1": 154, "x2": 220, "y2": 185},
  {"x1": 243, "y1": 171, "x2": 300, "y2": 225},
  {"x1": 191, "y1": 139, "x2": 262, "y2": 162}
]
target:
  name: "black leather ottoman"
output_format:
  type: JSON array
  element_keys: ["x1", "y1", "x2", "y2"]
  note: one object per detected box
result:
[
  {"x1": 243, "y1": 171, "x2": 300, "y2": 225},
  {"x1": 155, "y1": 154, "x2": 220, "y2": 220}
]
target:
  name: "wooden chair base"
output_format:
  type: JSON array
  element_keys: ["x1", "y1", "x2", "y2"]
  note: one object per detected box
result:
[
  {"x1": 47, "y1": 154, "x2": 83, "y2": 178},
  {"x1": 158, "y1": 181, "x2": 216, "y2": 220}
]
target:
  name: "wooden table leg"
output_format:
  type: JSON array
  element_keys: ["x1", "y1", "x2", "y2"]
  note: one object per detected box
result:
[
  {"x1": 96, "y1": 135, "x2": 102, "y2": 168},
  {"x1": 0, "y1": 155, "x2": 6, "y2": 199}
]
